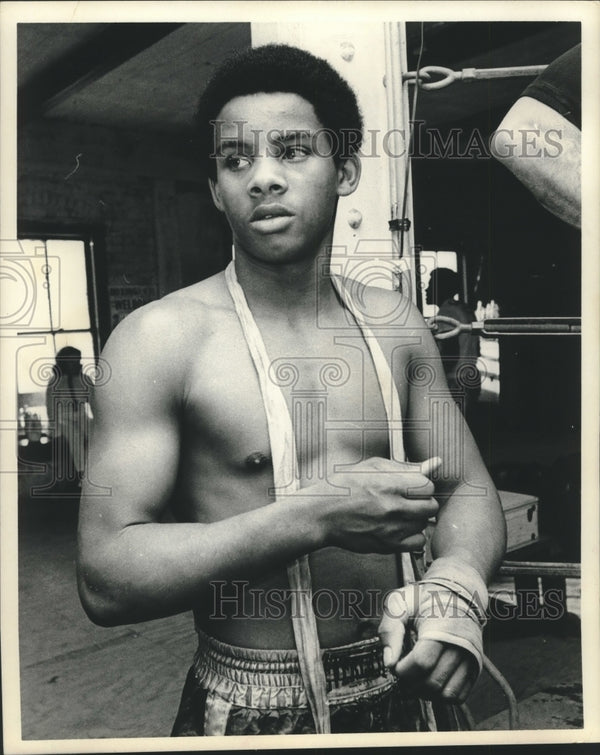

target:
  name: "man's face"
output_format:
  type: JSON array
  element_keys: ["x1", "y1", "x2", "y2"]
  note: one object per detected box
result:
[
  {"x1": 209, "y1": 92, "x2": 357, "y2": 266},
  {"x1": 425, "y1": 276, "x2": 435, "y2": 306}
]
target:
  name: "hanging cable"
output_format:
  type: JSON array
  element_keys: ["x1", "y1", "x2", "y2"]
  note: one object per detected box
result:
[
  {"x1": 42, "y1": 240, "x2": 57, "y2": 355},
  {"x1": 483, "y1": 655, "x2": 520, "y2": 730}
]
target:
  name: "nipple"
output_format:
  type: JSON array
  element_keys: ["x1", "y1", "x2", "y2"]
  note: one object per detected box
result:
[{"x1": 245, "y1": 451, "x2": 271, "y2": 470}]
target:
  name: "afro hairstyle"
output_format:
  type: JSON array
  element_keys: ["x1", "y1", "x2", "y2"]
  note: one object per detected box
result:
[{"x1": 195, "y1": 44, "x2": 363, "y2": 178}]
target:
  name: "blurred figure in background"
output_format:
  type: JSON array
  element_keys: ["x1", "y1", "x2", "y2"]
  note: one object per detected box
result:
[
  {"x1": 426, "y1": 268, "x2": 481, "y2": 419},
  {"x1": 46, "y1": 346, "x2": 92, "y2": 486}
]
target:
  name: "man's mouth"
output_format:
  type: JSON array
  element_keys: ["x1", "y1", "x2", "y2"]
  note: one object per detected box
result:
[
  {"x1": 250, "y1": 204, "x2": 294, "y2": 222},
  {"x1": 249, "y1": 204, "x2": 295, "y2": 233}
]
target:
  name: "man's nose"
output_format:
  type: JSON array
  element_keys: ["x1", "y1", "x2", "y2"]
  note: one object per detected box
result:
[{"x1": 247, "y1": 156, "x2": 288, "y2": 196}]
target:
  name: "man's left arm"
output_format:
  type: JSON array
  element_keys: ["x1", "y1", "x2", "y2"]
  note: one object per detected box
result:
[{"x1": 379, "y1": 301, "x2": 506, "y2": 703}]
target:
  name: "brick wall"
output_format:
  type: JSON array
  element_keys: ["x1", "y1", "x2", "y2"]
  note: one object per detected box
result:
[{"x1": 18, "y1": 119, "x2": 230, "y2": 340}]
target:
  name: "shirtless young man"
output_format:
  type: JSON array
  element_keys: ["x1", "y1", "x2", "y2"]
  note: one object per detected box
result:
[{"x1": 77, "y1": 45, "x2": 506, "y2": 736}]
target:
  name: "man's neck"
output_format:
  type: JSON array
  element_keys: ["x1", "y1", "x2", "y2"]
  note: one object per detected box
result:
[{"x1": 233, "y1": 250, "x2": 341, "y2": 324}]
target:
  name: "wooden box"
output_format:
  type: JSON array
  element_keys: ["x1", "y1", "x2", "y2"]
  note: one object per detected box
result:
[{"x1": 499, "y1": 490, "x2": 539, "y2": 552}]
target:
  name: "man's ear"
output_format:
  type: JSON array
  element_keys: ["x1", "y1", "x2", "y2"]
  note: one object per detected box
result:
[
  {"x1": 208, "y1": 178, "x2": 225, "y2": 212},
  {"x1": 336, "y1": 154, "x2": 361, "y2": 197}
]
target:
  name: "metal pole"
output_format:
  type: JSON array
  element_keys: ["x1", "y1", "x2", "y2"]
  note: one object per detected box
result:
[{"x1": 384, "y1": 23, "x2": 417, "y2": 302}]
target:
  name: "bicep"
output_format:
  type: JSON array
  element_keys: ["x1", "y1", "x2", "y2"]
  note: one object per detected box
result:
[
  {"x1": 83, "y1": 413, "x2": 180, "y2": 529},
  {"x1": 79, "y1": 317, "x2": 182, "y2": 544},
  {"x1": 401, "y1": 308, "x2": 485, "y2": 487}
]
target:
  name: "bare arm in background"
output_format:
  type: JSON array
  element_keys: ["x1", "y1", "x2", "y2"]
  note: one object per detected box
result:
[{"x1": 493, "y1": 96, "x2": 581, "y2": 229}]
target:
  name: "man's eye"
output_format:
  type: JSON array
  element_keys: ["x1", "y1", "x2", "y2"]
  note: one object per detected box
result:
[
  {"x1": 224, "y1": 155, "x2": 251, "y2": 171},
  {"x1": 284, "y1": 146, "x2": 310, "y2": 161}
]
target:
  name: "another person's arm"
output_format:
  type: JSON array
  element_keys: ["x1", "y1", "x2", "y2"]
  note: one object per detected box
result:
[
  {"x1": 493, "y1": 96, "x2": 581, "y2": 228},
  {"x1": 492, "y1": 44, "x2": 581, "y2": 229}
]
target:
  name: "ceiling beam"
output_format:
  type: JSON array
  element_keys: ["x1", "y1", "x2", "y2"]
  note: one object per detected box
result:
[{"x1": 18, "y1": 23, "x2": 184, "y2": 125}]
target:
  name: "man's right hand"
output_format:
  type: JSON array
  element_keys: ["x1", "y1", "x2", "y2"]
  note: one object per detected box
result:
[{"x1": 313, "y1": 456, "x2": 441, "y2": 554}]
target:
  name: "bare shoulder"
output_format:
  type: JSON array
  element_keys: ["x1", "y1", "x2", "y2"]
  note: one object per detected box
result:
[
  {"x1": 347, "y1": 281, "x2": 428, "y2": 331},
  {"x1": 346, "y1": 280, "x2": 439, "y2": 364},
  {"x1": 103, "y1": 272, "x2": 229, "y2": 361},
  {"x1": 95, "y1": 271, "x2": 233, "y2": 413}
]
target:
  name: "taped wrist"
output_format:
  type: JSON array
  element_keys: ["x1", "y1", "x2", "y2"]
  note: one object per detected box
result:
[{"x1": 413, "y1": 557, "x2": 489, "y2": 673}]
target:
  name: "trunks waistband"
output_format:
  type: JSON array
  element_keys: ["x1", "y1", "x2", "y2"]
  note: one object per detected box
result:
[{"x1": 193, "y1": 630, "x2": 395, "y2": 709}]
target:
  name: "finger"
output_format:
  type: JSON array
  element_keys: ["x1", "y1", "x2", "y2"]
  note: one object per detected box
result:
[
  {"x1": 368, "y1": 457, "x2": 403, "y2": 472},
  {"x1": 391, "y1": 639, "x2": 444, "y2": 684},
  {"x1": 378, "y1": 590, "x2": 411, "y2": 668},
  {"x1": 396, "y1": 533, "x2": 427, "y2": 552},
  {"x1": 417, "y1": 646, "x2": 463, "y2": 699},
  {"x1": 391, "y1": 503, "x2": 435, "y2": 530},
  {"x1": 371, "y1": 459, "x2": 430, "y2": 483},
  {"x1": 401, "y1": 501, "x2": 439, "y2": 527},
  {"x1": 370, "y1": 459, "x2": 439, "y2": 498},
  {"x1": 402, "y1": 477, "x2": 436, "y2": 499},
  {"x1": 392, "y1": 495, "x2": 438, "y2": 527},
  {"x1": 441, "y1": 657, "x2": 478, "y2": 703},
  {"x1": 391, "y1": 457, "x2": 441, "y2": 476},
  {"x1": 398, "y1": 460, "x2": 441, "y2": 498},
  {"x1": 420, "y1": 456, "x2": 442, "y2": 478}
]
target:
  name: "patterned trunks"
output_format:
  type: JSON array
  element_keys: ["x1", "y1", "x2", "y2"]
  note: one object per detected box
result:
[{"x1": 171, "y1": 630, "x2": 464, "y2": 736}]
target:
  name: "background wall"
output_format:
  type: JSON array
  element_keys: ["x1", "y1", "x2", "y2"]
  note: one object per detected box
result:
[{"x1": 18, "y1": 118, "x2": 231, "y2": 341}]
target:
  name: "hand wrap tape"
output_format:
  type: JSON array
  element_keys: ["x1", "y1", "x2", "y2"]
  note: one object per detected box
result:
[{"x1": 390, "y1": 557, "x2": 488, "y2": 674}]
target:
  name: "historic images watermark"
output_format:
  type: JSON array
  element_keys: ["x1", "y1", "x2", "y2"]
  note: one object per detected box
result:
[
  {"x1": 208, "y1": 121, "x2": 567, "y2": 162},
  {"x1": 209, "y1": 581, "x2": 566, "y2": 622}
]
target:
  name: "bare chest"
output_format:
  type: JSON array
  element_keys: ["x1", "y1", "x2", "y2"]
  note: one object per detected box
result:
[{"x1": 182, "y1": 313, "x2": 408, "y2": 489}]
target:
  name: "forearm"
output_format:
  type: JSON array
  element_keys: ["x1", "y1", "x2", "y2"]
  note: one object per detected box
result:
[
  {"x1": 78, "y1": 494, "x2": 325, "y2": 626},
  {"x1": 430, "y1": 481, "x2": 506, "y2": 584}
]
